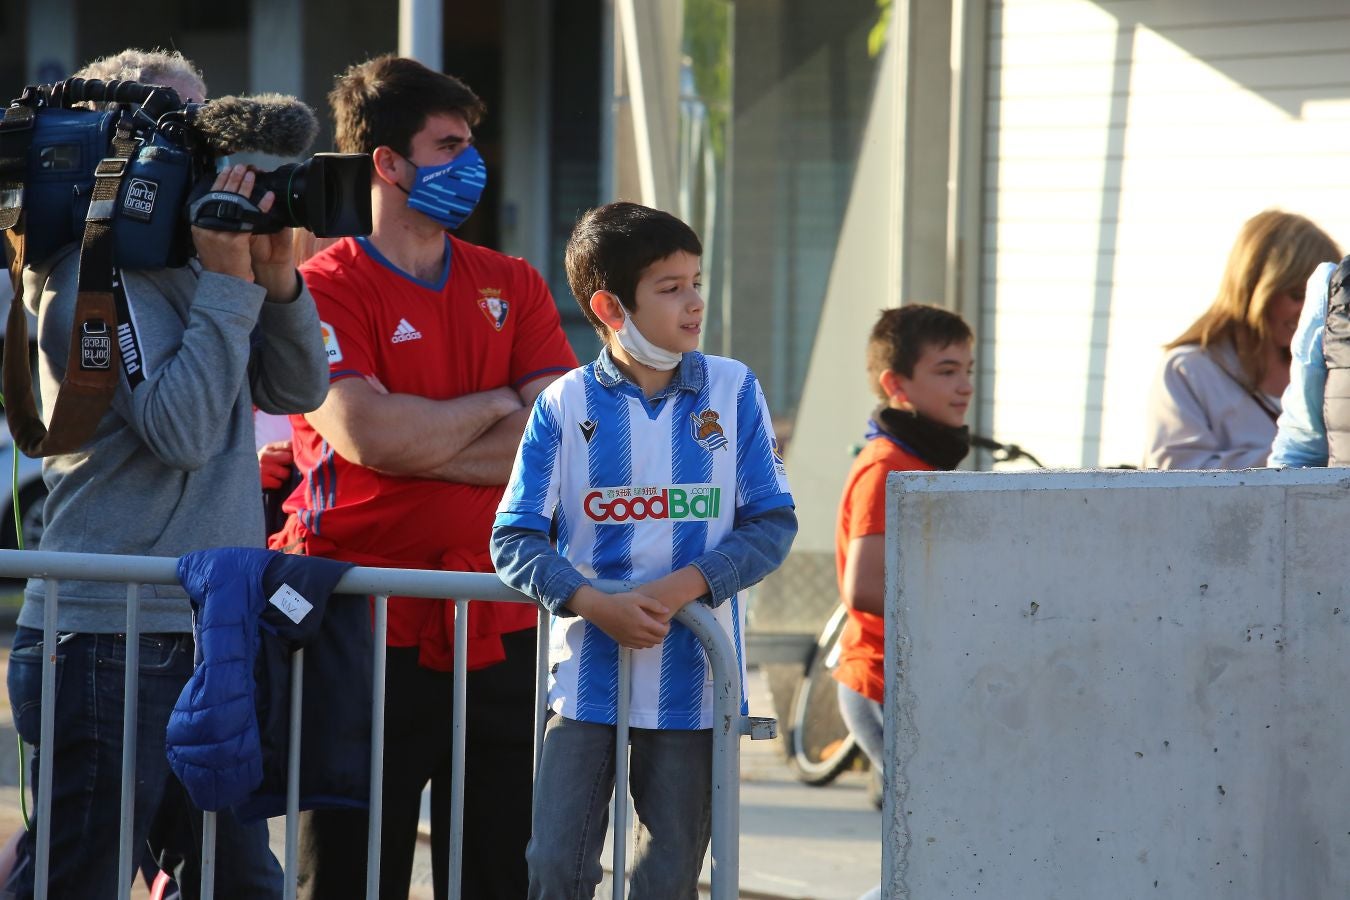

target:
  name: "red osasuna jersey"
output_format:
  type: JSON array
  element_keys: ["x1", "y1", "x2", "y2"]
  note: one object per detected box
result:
[
  {"x1": 274, "y1": 235, "x2": 578, "y2": 668},
  {"x1": 833, "y1": 436, "x2": 933, "y2": 703}
]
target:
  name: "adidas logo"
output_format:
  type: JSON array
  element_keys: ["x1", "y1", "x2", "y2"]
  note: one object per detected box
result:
[{"x1": 391, "y1": 318, "x2": 423, "y2": 344}]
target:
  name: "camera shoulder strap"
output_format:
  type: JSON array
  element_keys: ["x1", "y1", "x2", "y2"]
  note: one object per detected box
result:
[
  {"x1": 0, "y1": 101, "x2": 41, "y2": 452},
  {"x1": 2, "y1": 119, "x2": 137, "y2": 457}
]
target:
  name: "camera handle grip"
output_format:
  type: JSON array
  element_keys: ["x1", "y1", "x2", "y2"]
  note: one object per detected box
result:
[
  {"x1": 188, "y1": 191, "x2": 269, "y2": 233},
  {"x1": 60, "y1": 78, "x2": 180, "y2": 109}
]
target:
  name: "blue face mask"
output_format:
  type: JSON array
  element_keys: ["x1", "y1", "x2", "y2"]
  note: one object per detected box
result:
[{"x1": 399, "y1": 145, "x2": 487, "y2": 230}]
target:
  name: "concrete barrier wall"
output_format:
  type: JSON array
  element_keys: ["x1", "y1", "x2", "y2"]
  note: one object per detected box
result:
[{"x1": 882, "y1": 468, "x2": 1350, "y2": 899}]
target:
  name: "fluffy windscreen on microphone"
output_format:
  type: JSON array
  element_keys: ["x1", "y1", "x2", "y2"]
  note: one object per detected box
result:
[{"x1": 190, "y1": 93, "x2": 319, "y2": 158}]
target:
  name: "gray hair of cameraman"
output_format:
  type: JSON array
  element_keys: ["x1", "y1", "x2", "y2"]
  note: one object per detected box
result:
[{"x1": 73, "y1": 48, "x2": 207, "y2": 106}]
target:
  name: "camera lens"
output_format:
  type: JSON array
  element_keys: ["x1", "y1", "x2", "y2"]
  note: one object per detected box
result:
[{"x1": 254, "y1": 153, "x2": 371, "y2": 237}]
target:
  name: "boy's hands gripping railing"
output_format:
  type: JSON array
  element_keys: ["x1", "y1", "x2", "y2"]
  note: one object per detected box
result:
[{"x1": 568, "y1": 586, "x2": 671, "y2": 649}]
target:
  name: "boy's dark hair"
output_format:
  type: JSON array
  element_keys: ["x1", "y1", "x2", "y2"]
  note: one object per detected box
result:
[
  {"x1": 329, "y1": 54, "x2": 486, "y2": 157},
  {"x1": 565, "y1": 202, "x2": 703, "y2": 337},
  {"x1": 867, "y1": 304, "x2": 973, "y2": 399}
]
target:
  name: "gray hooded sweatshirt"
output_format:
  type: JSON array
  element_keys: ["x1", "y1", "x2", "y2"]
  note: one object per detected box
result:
[{"x1": 19, "y1": 246, "x2": 329, "y2": 634}]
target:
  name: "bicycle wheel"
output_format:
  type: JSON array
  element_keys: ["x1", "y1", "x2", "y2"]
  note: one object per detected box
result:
[{"x1": 789, "y1": 605, "x2": 860, "y2": 785}]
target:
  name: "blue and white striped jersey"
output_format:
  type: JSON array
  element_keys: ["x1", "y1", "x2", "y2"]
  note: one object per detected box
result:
[{"x1": 497, "y1": 351, "x2": 793, "y2": 729}]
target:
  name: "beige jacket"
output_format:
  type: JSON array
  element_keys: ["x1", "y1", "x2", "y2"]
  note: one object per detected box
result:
[{"x1": 1143, "y1": 341, "x2": 1279, "y2": 470}]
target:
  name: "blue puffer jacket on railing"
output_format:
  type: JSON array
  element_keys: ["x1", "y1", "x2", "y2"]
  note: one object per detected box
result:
[{"x1": 167, "y1": 547, "x2": 367, "y2": 819}]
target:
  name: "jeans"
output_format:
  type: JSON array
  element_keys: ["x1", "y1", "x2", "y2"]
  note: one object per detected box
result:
[
  {"x1": 2, "y1": 626, "x2": 282, "y2": 900},
  {"x1": 837, "y1": 682, "x2": 885, "y2": 778},
  {"x1": 526, "y1": 716, "x2": 712, "y2": 900}
]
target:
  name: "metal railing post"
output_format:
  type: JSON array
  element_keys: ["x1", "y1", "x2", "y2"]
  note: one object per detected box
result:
[
  {"x1": 35, "y1": 579, "x2": 58, "y2": 900},
  {"x1": 612, "y1": 647, "x2": 632, "y2": 896},
  {"x1": 533, "y1": 607, "x2": 548, "y2": 777},
  {"x1": 116, "y1": 582, "x2": 140, "y2": 899},
  {"x1": 366, "y1": 595, "x2": 389, "y2": 900},
  {"x1": 449, "y1": 599, "x2": 468, "y2": 900},
  {"x1": 671, "y1": 603, "x2": 742, "y2": 899},
  {"x1": 284, "y1": 649, "x2": 305, "y2": 900},
  {"x1": 200, "y1": 811, "x2": 217, "y2": 900}
]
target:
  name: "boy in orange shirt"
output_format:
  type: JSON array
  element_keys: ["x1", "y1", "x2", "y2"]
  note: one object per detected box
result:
[{"x1": 833, "y1": 304, "x2": 974, "y2": 774}]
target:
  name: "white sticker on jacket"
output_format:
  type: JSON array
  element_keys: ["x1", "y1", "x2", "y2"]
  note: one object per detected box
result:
[{"x1": 268, "y1": 583, "x2": 314, "y2": 624}]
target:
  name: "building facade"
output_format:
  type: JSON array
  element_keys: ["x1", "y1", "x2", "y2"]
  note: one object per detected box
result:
[{"x1": 9, "y1": 0, "x2": 1350, "y2": 636}]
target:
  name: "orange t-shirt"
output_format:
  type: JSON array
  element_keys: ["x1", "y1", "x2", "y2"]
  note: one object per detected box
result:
[{"x1": 833, "y1": 436, "x2": 933, "y2": 702}]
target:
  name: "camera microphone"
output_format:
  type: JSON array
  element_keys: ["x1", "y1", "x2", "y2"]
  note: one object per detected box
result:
[{"x1": 189, "y1": 94, "x2": 320, "y2": 158}]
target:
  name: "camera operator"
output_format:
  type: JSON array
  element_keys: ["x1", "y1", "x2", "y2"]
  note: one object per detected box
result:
[{"x1": 2, "y1": 49, "x2": 327, "y2": 900}]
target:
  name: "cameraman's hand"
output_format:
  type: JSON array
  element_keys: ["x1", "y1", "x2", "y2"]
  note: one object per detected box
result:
[
  {"x1": 251, "y1": 226, "x2": 300, "y2": 304},
  {"x1": 193, "y1": 164, "x2": 264, "y2": 284}
]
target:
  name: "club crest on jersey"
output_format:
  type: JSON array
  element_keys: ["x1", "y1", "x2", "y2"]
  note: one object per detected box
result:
[
  {"x1": 690, "y1": 409, "x2": 728, "y2": 451},
  {"x1": 584, "y1": 484, "x2": 722, "y2": 524},
  {"x1": 579, "y1": 419, "x2": 598, "y2": 443},
  {"x1": 320, "y1": 321, "x2": 343, "y2": 364},
  {"x1": 478, "y1": 289, "x2": 509, "y2": 331}
]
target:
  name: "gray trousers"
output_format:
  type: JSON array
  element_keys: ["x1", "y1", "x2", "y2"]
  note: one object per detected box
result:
[
  {"x1": 527, "y1": 715, "x2": 712, "y2": 900},
  {"x1": 837, "y1": 681, "x2": 885, "y2": 777}
]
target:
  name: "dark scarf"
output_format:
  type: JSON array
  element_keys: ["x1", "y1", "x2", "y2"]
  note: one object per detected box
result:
[{"x1": 867, "y1": 406, "x2": 971, "y2": 470}]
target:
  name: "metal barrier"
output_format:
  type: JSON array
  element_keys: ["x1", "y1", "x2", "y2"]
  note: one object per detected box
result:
[{"x1": 0, "y1": 549, "x2": 774, "y2": 899}]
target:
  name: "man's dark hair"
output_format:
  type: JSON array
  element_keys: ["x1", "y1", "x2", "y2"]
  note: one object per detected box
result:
[
  {"x1": 866, "y1": 304, "x2": 973, "y2": 400},
  {"x1": 565, "y1": 202, "x2": 703, "y2": 337},
  {"x1": 329, "y1": 54, "x2": 486, "y2": 156}
]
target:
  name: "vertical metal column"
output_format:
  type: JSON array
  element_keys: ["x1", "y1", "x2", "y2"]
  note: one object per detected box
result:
[
  {"x1": 599, "y1": 0, "x2": 617, "y2": 203},
  {"x1": 365, "y1": 595, "x2": 389, "y2": 900},
  {"x1": 25, "y1": 0, "x2": 76, "y2": 84},
  {"x1": 116, "y1": 583, "x2": 141, "y2": 899},
  {"x1": 398, "y1": 0, "x2": 442, "y2": 70},
  {"x1": 448, "y1": 599, "x2": 469, "y2": 900},
  {"x1": 248, "y1": 0, "x2": 304, "y2": 96},
  {"x1": 283, "y1": 649, "x2": 305, "y2": 900},
  {"x1": 35, "y1": 579, "x2": 58, "y2": 900}
]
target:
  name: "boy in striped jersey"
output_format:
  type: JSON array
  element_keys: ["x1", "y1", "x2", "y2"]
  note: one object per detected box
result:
[{"x1": 491, "y1": 202, "x2": 797, "y2": 898}]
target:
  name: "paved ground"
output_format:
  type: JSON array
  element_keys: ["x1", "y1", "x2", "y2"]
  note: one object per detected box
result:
[
  {"x1": 412, "y1": 668, "x2": 882, "y2": 899},
  {"x1": 731, "y1": 732, "x2": 880, "y2": 900},
  {"x1": 0, "y1": 641, "x2": 880, "y2": 899}
]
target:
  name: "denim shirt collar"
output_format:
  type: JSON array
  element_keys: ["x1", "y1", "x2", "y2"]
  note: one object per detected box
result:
[{"x1": 594, "y1": 347, "x2": 704, "y2": 400}]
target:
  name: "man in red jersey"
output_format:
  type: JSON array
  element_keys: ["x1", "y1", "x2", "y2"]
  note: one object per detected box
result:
[{"x1": 272, "y1": 55, "x2": 576, "y2": 900}]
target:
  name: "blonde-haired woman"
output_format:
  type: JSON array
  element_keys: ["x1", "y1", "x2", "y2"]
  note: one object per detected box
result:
[{"x1": 1144, "y1": 210, "x2": 1340, "y2": 469}]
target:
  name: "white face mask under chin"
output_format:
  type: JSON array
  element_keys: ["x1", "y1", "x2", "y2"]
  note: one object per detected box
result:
[{"x1": 615, "y1": 305, "x2": 682, "y2": 371}]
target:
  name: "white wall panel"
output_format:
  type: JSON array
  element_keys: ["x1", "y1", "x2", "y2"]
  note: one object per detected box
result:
[{"x1": 983, "y1": 0, "x2": 1350, "y2": 467}]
